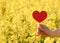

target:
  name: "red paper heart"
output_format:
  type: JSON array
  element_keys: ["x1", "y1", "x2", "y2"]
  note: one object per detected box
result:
[{"x1": 32, "y1": 11, "x2": 47, "y2": 22}]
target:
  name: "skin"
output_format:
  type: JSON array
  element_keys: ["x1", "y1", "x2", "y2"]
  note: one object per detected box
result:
[{"x1": 37, "y1": 24, "x2": 60, "y2": 37}]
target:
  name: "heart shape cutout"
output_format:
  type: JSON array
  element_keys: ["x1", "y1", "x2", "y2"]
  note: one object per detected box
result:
[{"x1": 32, "y1": 11, "x2": 47, "y2": 22}]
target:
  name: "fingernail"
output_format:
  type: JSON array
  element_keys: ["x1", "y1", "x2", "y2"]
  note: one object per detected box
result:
[
  {"x1": 37, "y1": 29, "x2": 38, "y2": 32},
  {"x1": 36, "y1": 29, "x2": 41, "y2": 36},
  {"x1": 38, "y1": 24, "x2": 42, "y2": 28},
  {"x1": 37, "y1": 23, "x2": 40, "y2": 27}
]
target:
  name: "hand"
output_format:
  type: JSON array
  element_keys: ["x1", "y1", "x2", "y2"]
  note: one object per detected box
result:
[{"x1": 37, "y1": 24, "x2": 53, "y2": 37}]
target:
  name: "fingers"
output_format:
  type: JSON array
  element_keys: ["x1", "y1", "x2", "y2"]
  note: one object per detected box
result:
[
  {"x1": 38, "y1": 24, "x2": 51, "y2": 34},
  {"x1": 37, "y1": 28, "x2": 41, "y2": 35},
  {"x1": 37, "y1": 28, "x2": 49, "y2": 37}
]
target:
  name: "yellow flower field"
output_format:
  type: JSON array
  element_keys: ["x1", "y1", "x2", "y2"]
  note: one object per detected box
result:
[{"x1": 0, "y1": 0, "x2": 60, "y2": 43}]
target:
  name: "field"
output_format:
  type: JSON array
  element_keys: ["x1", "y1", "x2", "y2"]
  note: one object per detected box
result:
[{"x1": 0, "y1": 0, "x2": 60, "y2": 43}]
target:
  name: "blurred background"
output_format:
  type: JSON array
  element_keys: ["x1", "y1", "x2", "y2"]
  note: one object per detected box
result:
[{"x1": 0, "y1": 0, "x2": 60, "y2": 43}]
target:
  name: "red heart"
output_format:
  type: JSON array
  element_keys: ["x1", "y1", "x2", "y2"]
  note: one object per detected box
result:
[{"x1": 32, "y1": 11, "x2": 47, "y2": 22}]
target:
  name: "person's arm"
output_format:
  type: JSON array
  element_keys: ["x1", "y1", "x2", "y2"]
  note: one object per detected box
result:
[{"x1": 52, "y1": 28, "x2": 60, "y2": 37}]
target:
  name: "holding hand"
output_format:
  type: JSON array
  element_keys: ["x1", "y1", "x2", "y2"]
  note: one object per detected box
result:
[{"x1": 37, "y1": 24, "x2": 60, "y2": 37}]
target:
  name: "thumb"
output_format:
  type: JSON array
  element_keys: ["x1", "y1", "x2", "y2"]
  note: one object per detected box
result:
[{"x1": 38, "y1": 24, "x2": 49, "y2": 32}]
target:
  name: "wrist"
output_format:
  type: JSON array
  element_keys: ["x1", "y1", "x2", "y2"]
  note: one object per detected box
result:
[{"x1": 49, "y1": 30, "x2": 54, "y2": 37}]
